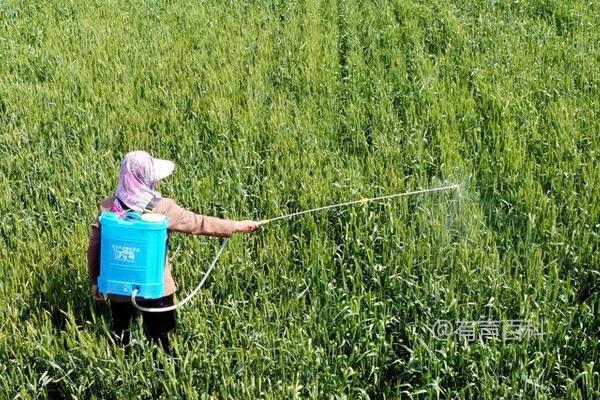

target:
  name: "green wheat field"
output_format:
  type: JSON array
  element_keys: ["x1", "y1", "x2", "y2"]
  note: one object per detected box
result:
[{"x1": 0, "y1": 0, "x2": 598, "y2": 398}]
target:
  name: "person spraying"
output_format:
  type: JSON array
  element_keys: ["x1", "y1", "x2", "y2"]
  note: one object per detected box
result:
[{"x1": 87, "y1": 150, "x2": 259, "y2": 354}]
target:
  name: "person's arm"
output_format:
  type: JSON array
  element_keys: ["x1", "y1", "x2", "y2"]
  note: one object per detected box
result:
[
  {"x1": 87, "y1": 214, "x2": 104, "y2": 301},
  {"x1": 157, "y1": 198, "x2": 258, "y2": 237}
]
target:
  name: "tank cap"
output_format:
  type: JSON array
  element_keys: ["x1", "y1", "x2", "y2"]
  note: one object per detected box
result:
[{"x1": 141, "y1": 213, "x2": 166, "y2": 223}]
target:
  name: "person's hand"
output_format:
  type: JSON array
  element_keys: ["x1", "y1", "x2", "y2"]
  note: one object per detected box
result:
[
  {"x1": 91, "y1": 284, "x2": 104, "y2": 302},
  {"x1": 235, "y1": 220, "x2": 260, "y2": 234}
]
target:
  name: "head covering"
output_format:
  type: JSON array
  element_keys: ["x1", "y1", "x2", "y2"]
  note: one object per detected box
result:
[{"x1": 111, "y1": 151, "x2": 175, "y2": 215}]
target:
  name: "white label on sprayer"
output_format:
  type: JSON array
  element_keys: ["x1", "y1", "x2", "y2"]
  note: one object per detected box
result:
[{"x1": 112, "y1": 244, "x2": 140, "y2": 263}]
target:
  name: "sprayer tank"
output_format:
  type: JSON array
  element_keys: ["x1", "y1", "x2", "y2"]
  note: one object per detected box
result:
[{"x1": 98, "y1": 212, "x2": 168, "y2": 299}]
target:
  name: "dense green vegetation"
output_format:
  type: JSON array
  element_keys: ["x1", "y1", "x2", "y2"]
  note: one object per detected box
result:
[{"x1": 0, "y1": 0, "x2": 598, "y2": 398}]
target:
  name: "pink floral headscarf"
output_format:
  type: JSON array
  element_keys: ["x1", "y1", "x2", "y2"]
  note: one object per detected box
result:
[{"x1": 111, "y1": 151, "x2": 163, "y2": 215}]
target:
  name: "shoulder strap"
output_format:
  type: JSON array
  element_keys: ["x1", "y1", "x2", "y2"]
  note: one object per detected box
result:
[
  {"x1": 116, "y1": 197, "x2": 159, "y2": 214},
  {"x1": 144, "y1": 197, "x2": 160, "y2": 213},
  {"x1": 115, "y1": 197, "x2": 130, "y2": 213}
]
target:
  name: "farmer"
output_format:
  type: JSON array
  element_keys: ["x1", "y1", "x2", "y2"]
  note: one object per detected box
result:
[{"x1": 87, "y1": 150, "x2": 259, "y2": 354}]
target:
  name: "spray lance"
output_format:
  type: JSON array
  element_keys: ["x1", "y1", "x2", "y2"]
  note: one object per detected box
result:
[{"x1": 131, "y1": 184, "x2": 459, "y2": 312}]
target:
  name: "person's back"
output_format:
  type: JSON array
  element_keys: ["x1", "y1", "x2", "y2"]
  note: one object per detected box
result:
[{"x1": 87, "y1": 151, "x2": 258, "y2": 353}]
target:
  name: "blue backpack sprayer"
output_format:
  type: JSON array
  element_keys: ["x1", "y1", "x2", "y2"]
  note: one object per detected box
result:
[
  {"x1": 98, "y1": 211, "x2": 169, "y2": 299},
  {"x1": 97, "y1": 184, "x2": 459, "y2": 313}
]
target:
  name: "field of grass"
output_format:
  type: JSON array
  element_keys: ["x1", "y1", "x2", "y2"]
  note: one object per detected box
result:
[{"x1": 0, "y1": 0, "x2": 598, "y2": 398}]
